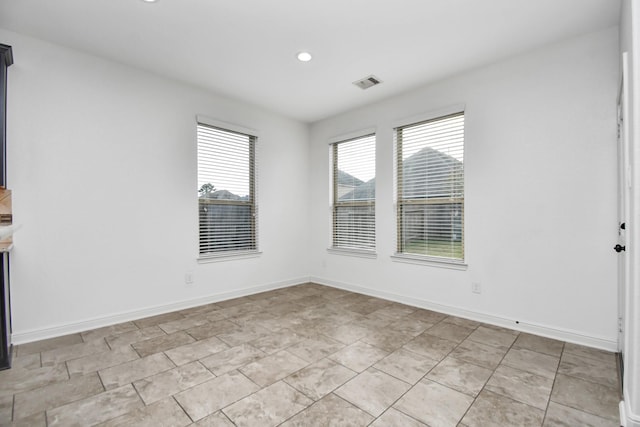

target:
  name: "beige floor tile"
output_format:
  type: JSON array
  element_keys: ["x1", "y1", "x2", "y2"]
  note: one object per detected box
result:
[
  {"x1": 501, "y1": 347, "x2": 559, "y2": 379},
  {"x1": 185, "y1": 320, "x2": 240, "y2": 340},
  {"x1": 8, "y1": 411, "x2": 47, "y2": 427},
  {"x1": 370, "y1": 408, "x2": 427, "y2": 426},
  {"x1": 41, "y1": 339, "x2": 109, "y2": 366},
  {"x1": 99, "y1": 353, "x2": 174, "y2": 390},
  {"x1": 395, "y1": 379, "x2": 474, "y2": 427},
  {"x1": 563, "y1": 343, "x2": 615, "y2": 365},
  {"x1": 216, "y1": 324, "x2": 272, "y2": 347},
  {"x1": 0, "y1": 363, "x2": 68, "y2": 398},
  {"x1": 223, "y1": 381, "x2": 312, "y2": 427},
  {"x1": 132, "y1": 331, "x2": 195, "y2": 358},
  {"x1": 467, "y1": 326, "x2": 518, "y2": 348},
  {"x1": 239, "y1": 349, "x2": 309, "y2": 387},
  {"x1": 374, "y1": 348, "x2": 438, "y2": 384},
  {"x1": 158, "y1": 317, "x2": 209, "y2": 334},
  {"x1": 105, "y1": 326, "x2": 166, "y2": 349},
  {"x1": 264, "y1": 301, "x2": 306, "y2": 317},
  {"x1": 218, "y1": 302, "x2": 260, "y2": 319},
  {"x1": 193, "y1": 411, "x2": 235, "y2": 426},
  {"x1": 328, "y1": 341, "x2": 388, "y2": 372},
  {"x1": 558, "y1": 352, "x2": 618, "y2": 388},
  {"x1": 0, "y1": 285, "x2": 622, "y2": 427},
  {"x1": 199, "y1": 343, "x2": 266, "y2": 376},
  {"x1": 513, "y1": 333, "x2": 564, "y2": 357},
  {"x1": 461, "y1": 389, "x2": 544, "y2": 427},
  {"x1": 485, "y1": 365, "x2": 553, "y2": 409},
  {"x1": 67, "y1": 345, "x2": 140, "y2": 376},
  {"x1": 96, "y1": 397, "x2": 191, "y2": 427},
  {"x1": 10, "y1": 353, "x2": 41, "y2": 370},
  {"x1": 249, "y1": 328, "x2": 305, "y2": 354},
  {"x1": 424, "y1": 322, "x2": 474, "y2": 343},
  {"x1": 402, "y1": 332, "x2": 458, "y2": 361},
  {"x1": 133, "y1": 361, "x2": 214, "y2": 405},
  {"x1": 230, "y1": 311, "x2": 279, "y2": 328},
  {"x1": 174, "y1": 370, "x2": 260, "y2": 421},
  {"x1": 408, "y1": 309, "x2": 447, "y2": 324},
  {"x1": 543, "y1": 401, "x2": 619, "y2": 427},
  {"x1": 369, "y1": 304, "x2": 416, "y2": 320},
  {"x1": 13, "y1": 372, "x2": 104, "y2": 420},
  {"x1": 361, "y1": 329, "x2": 414, "y2": 352},
  {"x1": 449, "y1": 339, "x2": 508, "y2": 370},
  {"x1": 387, "y1": 318, "x2": 433, "y2": 337},
  {"x1": 0, "y1": 394, "x2": 13, "y2": 424},
  {"x1": 47, "y1": 384, "x2": 143, "y2": 427},
  {"x1": 353, "y1": 315, "x2": 393, "y2": 332},
  {"x1": 280, "y1": 393, "x2": 374, "y2": 427},
  {"x1": 426, "y1": 357, "x2": 493, "y2": 397},
  {"x1": 284, "y1": 358, "x2": 357, "y2": 401},
  {"x1": 342, "y1": 300, "x2": 390, "y2": 316},
  {"x1": 164, "y1": 336, "x2": 229, "y2": 366},
  {"x1": 320, "y1": 323, "x2": 370, "y2": 345},
  {"x1": 133, "y1": 311, "x2": 185, "y2": 329},
  {"x1": 16, "y1": 333, "x2": 83, "y2": 356},
  {"x1": 550, "y1": 374, "x2": 620, "y2": 421},
  {"x1": 287, "y1": 335, "x2": 345, "y2": 363},
  {"x1": 81, "y1": 322, "x2": 139, "y2": 342},
  {"x1": 335, "y1": 368, "x2": 411, "y2": 417}
]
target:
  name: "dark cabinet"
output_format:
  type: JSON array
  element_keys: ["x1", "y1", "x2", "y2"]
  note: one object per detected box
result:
[
  {"x1": 0, "y1": 44, "x2": 12, "y2": 370},
  {"x1": 1, "y1": 44, "x2": 12, "y2": 188},
  {"x1": 0, "y1": 252, "x2": 10, "y2": 369}
]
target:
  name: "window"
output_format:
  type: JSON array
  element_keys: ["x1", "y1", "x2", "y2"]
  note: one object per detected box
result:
[
  {"x1": 197, "y1": 120, "x2": 256, "y2": 256},
  {"x1": 331, "y1": 134, "x2": 376, "y2": 251},
  {"x1": 395, "y1": 112, "x2": 464, "y2": 261}
]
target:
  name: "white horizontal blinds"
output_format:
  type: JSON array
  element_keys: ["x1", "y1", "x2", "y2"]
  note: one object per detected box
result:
[
  {"x1": 396, "y1": 112, "x2": 464, "y2": 260},
  {"x1": 197, "y1": 123, "x2": 256, "y2": 254},
  {"x1": 332, "y1": 134, "x2": 376, "y2": 250}
]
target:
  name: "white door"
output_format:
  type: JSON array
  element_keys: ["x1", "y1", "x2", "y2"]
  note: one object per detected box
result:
[{"x1": 616, "y1": 52, "x2": 631, "y2": 354}]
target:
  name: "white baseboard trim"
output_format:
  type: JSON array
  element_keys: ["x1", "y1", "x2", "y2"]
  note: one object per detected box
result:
[
  {"x1": 622, "y1": 397, "x2": 640, "y2": 427},
  {"x1": 11, "y1": 276, "x2": 311, "y2": 345},
  {"x1": 310, "y1": 276, "x2": 618, "y2": 352}
]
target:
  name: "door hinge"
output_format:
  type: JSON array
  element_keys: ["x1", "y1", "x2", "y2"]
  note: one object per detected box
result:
[{"x1": 618, "y1": 317, "x2": 623, "y2": 333}]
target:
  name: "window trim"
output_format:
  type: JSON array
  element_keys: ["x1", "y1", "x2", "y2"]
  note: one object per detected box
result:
[
  {"x1": 393, "y1": 106, "x2": 466, "y2": 267},
  {"x1": 196, "y1": 115, "x2": 260, "y2": 261},
  {"x1": 328, "y1": 128, "x2": 377, "y2": 255}
]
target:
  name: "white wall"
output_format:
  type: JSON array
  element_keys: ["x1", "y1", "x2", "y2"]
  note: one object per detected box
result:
[
  {"x1": 620, "y1": 1, "x2": 640, "y2": 425},
  {"x1": 309, "y1": 27, "x2": 620, "y2": 350},
  {"x1": 0, "y1": 28, "x2": 310, "y2": 342}
]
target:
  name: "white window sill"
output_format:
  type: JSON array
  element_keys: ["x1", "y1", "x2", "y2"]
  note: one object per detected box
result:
[
  {"x1": 391, "y1": 253, "x2": 467, "y2": 270},
  {"x1": 198, "y1": 250, "x2": 262, "y2": 263},
  {"x1": 327, "y1": 247, "x2": 377, "y2": 259}
]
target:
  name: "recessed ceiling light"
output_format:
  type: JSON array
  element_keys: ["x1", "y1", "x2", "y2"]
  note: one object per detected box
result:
[
  {"x1": 297, "y1": 52, "x2": 312, "y2": 62},
  {"x1": 142, "y1": 0, "x2": 158, "y2": 3}
]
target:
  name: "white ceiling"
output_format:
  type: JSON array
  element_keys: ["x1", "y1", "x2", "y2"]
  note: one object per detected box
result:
[{"x1": 0, "y1": 0, "x2": 620, "y2": 123}]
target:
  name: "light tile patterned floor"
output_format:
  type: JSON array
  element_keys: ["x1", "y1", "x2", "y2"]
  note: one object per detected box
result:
[{"x1": 0, "y1": 283, "x2": 621, "y2": 426}]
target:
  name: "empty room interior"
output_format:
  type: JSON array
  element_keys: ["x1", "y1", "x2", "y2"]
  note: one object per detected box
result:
[{"x1": 0, "y1": 0, "x2": 640, "y2": 426}]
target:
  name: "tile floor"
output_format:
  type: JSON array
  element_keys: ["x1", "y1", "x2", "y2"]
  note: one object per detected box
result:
[{"x1": 0, "y1": 283, "x2": 621, "y2": 426}]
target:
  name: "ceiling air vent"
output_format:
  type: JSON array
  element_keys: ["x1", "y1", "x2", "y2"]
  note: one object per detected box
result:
[{"x1": 353, "y1": 75, "x2": 382, "y2": 90}]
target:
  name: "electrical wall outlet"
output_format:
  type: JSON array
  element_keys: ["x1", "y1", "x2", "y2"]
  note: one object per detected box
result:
[
  {"x1": 185, "y1": 272, "x2": 194, "y2": 285},
  {"x1": 471, "y1": 282, "x2": 481, "y2": 294}
]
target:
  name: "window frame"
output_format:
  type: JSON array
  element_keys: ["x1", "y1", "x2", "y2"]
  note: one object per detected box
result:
[
  {"x1": 392, "y1": 106, "x2": 467, "y2": 269},
  {"x1": 196, "y1": 116, "x2": 260, "y2": 262},
  {"x1": 328, "y1": 129, "x2": 377, "y2": 257}
]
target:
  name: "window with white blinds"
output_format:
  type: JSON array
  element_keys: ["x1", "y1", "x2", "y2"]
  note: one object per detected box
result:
[
  {"x1": 396, "y1": 112, "x2": 464, "y2": 261},
  {"x1": 197, "y1": 122, "x2": 256, "y2": 256},
  {"x1": 331, "y1": 134, "x2": 376, "y2": 251}
]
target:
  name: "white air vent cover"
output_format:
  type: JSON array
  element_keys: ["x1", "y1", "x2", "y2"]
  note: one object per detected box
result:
[{"x1": 353, "y1": 75, "x2": 382, "y2": 90}]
